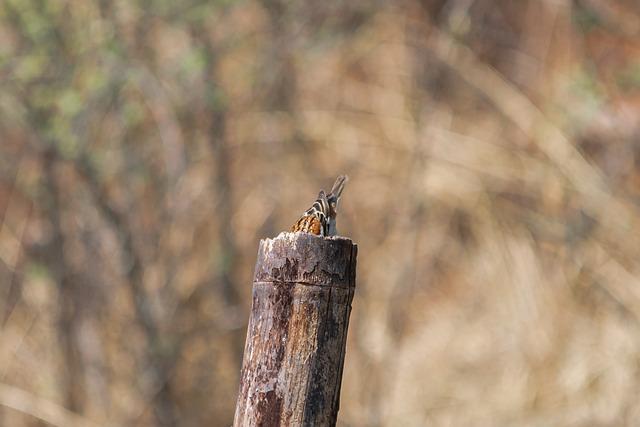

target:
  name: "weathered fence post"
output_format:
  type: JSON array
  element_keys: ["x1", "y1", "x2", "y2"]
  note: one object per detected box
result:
[{"x1": 233, "y1": 232, "x2": 357, "y2": 426}]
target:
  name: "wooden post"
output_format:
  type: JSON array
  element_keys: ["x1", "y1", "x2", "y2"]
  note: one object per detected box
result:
[{"x1": 233, "y1": 232, "x2": 357, "y2": 427}]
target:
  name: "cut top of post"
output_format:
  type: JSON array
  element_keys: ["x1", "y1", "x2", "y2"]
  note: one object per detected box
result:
[{"x1": 253, "y1": 232, "x2": 357, "y2": 289}]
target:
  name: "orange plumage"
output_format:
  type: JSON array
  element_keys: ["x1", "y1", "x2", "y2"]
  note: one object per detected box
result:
[
  {"x1": 290, "y1": 175, "x2": 348, "y2": 236},
  {"x1": 291, "y1": 215, "x2": 323, "y2": 235}
]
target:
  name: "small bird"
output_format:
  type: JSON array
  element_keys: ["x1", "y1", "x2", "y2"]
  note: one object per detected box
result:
[{"x1": 291, "y1": 175, "x2": 348, "y2": 236}]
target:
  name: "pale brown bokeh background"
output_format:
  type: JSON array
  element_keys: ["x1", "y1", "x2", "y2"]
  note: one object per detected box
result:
[{"x1": 2, "y1": 1, "x2": 640, "y2": 426}]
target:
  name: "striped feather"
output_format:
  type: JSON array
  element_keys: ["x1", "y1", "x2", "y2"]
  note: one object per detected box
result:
[{"x1": 291, "y1": 176, "x2": 348, "y2": 236}]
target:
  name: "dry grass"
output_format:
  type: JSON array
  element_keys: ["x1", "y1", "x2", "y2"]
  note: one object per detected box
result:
[{"x1": 2, "y1": 1, "x2": 640, "y2": 426}]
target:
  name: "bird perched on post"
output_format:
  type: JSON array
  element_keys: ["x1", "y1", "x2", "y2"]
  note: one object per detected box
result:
[{"x1": 291, "y1": 175, "x2": 348, "y2": 236}]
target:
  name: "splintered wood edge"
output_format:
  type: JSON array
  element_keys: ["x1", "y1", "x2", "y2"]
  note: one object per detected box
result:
[
  {"x1": 254, "y1": 232, "x2": 357, "y2": 288},
  {"x1": 265, "y1": 231, "x2": 353, "y2": 245}
]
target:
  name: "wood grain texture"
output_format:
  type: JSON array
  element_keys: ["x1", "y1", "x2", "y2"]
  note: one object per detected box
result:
[{"x1": 233, "y1": 232, "x2": 357, "y2": 427}]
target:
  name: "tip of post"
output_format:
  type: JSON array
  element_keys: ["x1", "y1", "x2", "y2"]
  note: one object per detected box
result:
[
  {"x1": 275, "y1": 231, "x2": 353, "y2": 242},
  {"x1": 255, "y1": 232, "x2": 357, "y2": 285},
  {"x1": 260, "y1": 232, "x2": 354, "y2": 253}
]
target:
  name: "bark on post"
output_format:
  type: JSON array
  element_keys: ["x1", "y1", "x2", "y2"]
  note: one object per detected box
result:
[{"x1": 233, "y1": 232, "x2": 357, "y2": 427}]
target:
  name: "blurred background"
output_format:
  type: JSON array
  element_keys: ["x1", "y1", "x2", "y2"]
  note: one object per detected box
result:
[{"x1": 2, "y1": 0, "x2": 640, "y2": 426}]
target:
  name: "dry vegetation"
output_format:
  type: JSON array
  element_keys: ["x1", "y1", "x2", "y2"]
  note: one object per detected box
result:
[{"x1": 2, "y1": 0, "x2": 640, "y2": 426}]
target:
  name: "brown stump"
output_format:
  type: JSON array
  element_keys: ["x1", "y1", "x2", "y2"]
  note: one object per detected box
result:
[{"x1": 233, "y1": 232, "x2": 357, "y2": 427}]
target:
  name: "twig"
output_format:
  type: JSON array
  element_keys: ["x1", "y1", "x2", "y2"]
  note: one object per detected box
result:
[{"x1": 0, "y1": 383, "x2": 101, "y2": 427}]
